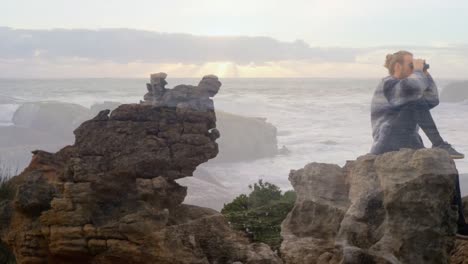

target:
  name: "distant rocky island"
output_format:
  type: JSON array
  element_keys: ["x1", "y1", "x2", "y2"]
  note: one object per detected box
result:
[
  {"x1": 441, "y1": 81, "x2": 468, "y2": 103},
  {"x1": 1, "y1": 73, "x2": 467, "y2": 263}
]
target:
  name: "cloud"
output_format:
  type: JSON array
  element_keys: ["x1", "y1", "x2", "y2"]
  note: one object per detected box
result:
[
  {"x1": 1, "y1": 27, "x2": 468, "y2": 79},
  {"x1": 0, "y1": 27, "x2": 361, "y2": 64}
]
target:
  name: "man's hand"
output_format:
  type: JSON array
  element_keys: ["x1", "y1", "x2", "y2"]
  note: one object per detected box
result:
[{"x1": 413, "y1": 59, "x2": 425, "y2": 71}]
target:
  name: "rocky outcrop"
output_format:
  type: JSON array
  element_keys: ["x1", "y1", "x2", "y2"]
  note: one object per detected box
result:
[
  {"x1": 213, "y1": 111, "x2": 278, "y2": 163},
  {"x1": 2, "y1": 102, "x2": 99, "y2": 169},
  {"x1": 12, "y1": 101, "x2": 91, "y2": 140},
  {"x1": 142, "y1": 73, "x2": 220, "y2": 108},
  {"x1": 0, "y1": 107, "x2": 280, "y2": 185},
  {"x1": 0, "y1": 74, "x2": 282, "y2": 264},
  {"x1": 441, "y1": 81, "x2": 468, "y2": 103},
  {"x1": 281, "y1": 148, "x2": 459, "y2": 264}
]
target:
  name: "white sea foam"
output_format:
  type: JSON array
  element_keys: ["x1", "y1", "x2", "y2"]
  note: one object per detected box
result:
[{"x1": 0, "y1": 104, "x2": 20, "y2": 124}]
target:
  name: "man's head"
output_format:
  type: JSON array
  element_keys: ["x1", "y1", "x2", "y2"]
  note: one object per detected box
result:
[{"x1": 384, "y1": 50, "x2": 413, "y2": 79}]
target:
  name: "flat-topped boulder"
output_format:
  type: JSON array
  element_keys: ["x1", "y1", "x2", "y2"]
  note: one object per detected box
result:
[{"x1": 281, "y1": 148, "x2": 459, "y2": 264}]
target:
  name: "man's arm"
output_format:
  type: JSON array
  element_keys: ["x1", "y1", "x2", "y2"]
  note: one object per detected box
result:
[
  {"x1": 383, "y1": 70, "x2": 434, "y2": 108},
  {"x1": 422, "y1": 72, "x2": 439, "y2": 109}
]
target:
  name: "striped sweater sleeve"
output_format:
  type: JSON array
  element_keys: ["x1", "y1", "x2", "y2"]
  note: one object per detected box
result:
[{"x1": 383, "y1": 70, "x2": 438, "y2": 109}]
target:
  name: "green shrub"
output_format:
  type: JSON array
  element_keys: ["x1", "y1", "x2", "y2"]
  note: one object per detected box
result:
[
  {"x1": 222, "y1": 194, "x2": 249, "y2": 213},
  {"x1": 247, "y1": 180, "x2": 282, "y2": 208},
  {"x1": 221, "y1": 180, "x2": 296, "y2": 250}
]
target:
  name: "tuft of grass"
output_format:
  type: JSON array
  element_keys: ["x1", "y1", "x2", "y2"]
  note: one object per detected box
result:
[
  {"x1": 0, "y1": 241, "x2": 15, "y2": 264},
  {"x1": 0, "y1": 161, "x2": 16, "y2": 202},
  {"x1": 0, "y1": 159, "x2": 16, "y2": 264}
]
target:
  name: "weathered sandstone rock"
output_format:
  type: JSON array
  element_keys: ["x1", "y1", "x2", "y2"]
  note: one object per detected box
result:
[
  {"x1": 0, "y1": 74, "x2": 282, "y2": 264},
  {"x1": 281, "y1": 148, "x2": 459, "y2": 264}
]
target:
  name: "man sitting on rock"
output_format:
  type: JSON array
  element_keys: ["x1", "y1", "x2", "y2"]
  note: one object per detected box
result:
[
  {"x1": 370, "y1": 50, "x2": 468, "y2": 238},
  {"x1": 370, "y1": 50, "x2": 463, "y2": 158}
]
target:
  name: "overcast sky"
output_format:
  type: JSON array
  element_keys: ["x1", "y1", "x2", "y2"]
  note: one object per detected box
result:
[{"x1": 1, "y1": 0, "x2": 468, "y2": 78}]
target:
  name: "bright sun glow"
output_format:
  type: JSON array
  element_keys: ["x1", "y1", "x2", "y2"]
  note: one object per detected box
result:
[{"x1": 196, "y1": 62, "x2": 239, "y2": 78}]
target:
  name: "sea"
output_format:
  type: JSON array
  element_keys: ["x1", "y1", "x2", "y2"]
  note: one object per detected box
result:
[{"x1": 1, "y1": 78, "x2": 467, "y2": 208}]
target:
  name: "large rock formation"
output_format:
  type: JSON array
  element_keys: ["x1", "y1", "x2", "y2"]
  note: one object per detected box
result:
[
  {"x1": 0, "y1": 73, "x2": 282, "y2": 264},
  {"x1": 1, "y1": 88, "x2": 279, "y2": 171},
  {"x1": 281, "y1": 148, "x2": 459, "y2": 264},
  {"x1": 213, "y1": 111, "x2": 278, "y2": 163},
  {"x1": 1, "y1": 101, "x2": 107, "y2": 170},
  {"x1": 12, "y1": 101, "x2": 91, "y2": 140},
  {"x1": 441, "y1": 81, "x2": 468, "y2": 103}
]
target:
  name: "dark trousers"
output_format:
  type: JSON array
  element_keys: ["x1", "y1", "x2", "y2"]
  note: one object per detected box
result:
[
  {"x1": 393, "y1": 98, "x2": 444, "y2": 147},
  {"x1": 395, "y1": 99, "x2": 466, "y2": 227}
]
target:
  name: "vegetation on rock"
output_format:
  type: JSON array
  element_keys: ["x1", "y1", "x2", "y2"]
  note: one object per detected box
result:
[
  {"x1": 0, "y1": 161, "x2": 16, "y2": 264},
  {"x1": 221, "y1": 179, "x2": 296, "y2": 250}
]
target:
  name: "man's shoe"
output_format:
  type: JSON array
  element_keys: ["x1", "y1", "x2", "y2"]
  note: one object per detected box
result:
[
  {"x1": 433, "y1": 141, "x2": 465, "y2": 159},
  {"x1": 457, "y1": 225, "x2": 468, "y2": 240}
]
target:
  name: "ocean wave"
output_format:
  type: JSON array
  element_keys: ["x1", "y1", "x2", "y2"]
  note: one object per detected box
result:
[{"x1": 0, "y1": 94, "x2": 23, "y2": 104}]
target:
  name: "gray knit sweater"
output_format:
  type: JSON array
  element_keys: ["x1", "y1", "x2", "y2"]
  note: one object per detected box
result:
[{"x1": 370, "y1": 70, "x2": 439, "y2": 154}]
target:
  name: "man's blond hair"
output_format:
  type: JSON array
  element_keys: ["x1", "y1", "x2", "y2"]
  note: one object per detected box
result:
[{"x1": 384, "y1": 50, "x2": 413, "y2": 75}]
